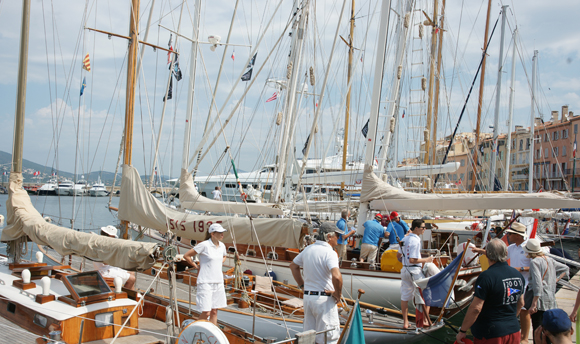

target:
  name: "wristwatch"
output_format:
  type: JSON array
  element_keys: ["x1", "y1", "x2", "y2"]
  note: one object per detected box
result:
[
  {"x1": 299, "y1": 284, "x2": 304, "y2": 289},
  {"x1": 459, "y1": 328, "x2": 467, "y2": 334}
]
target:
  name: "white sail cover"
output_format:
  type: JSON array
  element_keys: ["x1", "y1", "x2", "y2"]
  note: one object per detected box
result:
[
  {"x1": 178, "y1": 169, "x2": 283, "y2": 215},
  {"x1": 361, "y1": 167, "x2": 580, "y2": 211},
  {"x1": 292, "y1": 200, "x2": 359, "y2": 214},
  {"x1": 119, "y1": 165, "x2": 303, "y2": 248},
  {"x1": 0, "y1": 173, "x2": 157, "y2": 270}
]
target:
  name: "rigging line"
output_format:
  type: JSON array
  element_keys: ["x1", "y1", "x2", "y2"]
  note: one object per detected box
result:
[{"x1": 433, "y1": 12, "x2": 501, "y2": 186}]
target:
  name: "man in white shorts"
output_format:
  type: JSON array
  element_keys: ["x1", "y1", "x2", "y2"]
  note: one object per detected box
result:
[
  {"x1": 290, "y1": 226, "x2": 343, "y2": 344},
  {"x1": 94, "y1": 226, "x2": 136, "y2": 289},
  {"x1": 397, "y1": 219, "x2": 433, "y2": 329},
  {"x1": 506, "y1": 221, "x2": 532, "y2": 344}
]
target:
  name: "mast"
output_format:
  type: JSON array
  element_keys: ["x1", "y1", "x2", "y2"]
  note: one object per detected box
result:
[
  {"x1": 341, "y1": 0, "x2": 355, "y2": 194},
  {"x1": 121, "y1": 0, "x2": 140, "y2": 239},
  {"x1": 12, "y1": 0, "x2": 31, "y2": 175},
  {"x1": 424, "y1": 0, "x2": 439, "y2": 167},
  {"x1": 431, "y1": 0, "x2": 445, "y2": 168},
  {"x1": 529, "y1": 50, "x2": 538, "y2": 193},
  {"x1": 489, "y1": 5, "x2": 508, "y2": 191},
  {"x1": 470, "y1": 0, "x2": 492, "y2": 191},
  {"x1": 504, "y1": 28, "x2": 517, "y2": 190}
]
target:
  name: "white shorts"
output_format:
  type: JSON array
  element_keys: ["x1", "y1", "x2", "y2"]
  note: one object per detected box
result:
[
  {"x1": 360, "y1": 243, "x2": 378, "y2": 262},
  {"x1": 303, "y1": 294, "x2": 340, "y2": 344},
  {"x1": 197, "y1": 283, "x2": 227, "y2": 312},
  {"x1": 98, "y1": 266, "x2": 131, "y2": 285},
  {"x1": 400, "y1": 267, "x2": 425, "y2": 303}
]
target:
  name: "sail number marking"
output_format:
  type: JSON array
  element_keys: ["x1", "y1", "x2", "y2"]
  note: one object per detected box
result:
[{"x1": 167, "y1": 219, "x2": 222, "y2": 232}]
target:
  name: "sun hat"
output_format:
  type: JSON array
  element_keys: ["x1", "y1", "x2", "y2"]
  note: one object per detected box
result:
[
  {"x1": 523, "y1": 238, "x2": 542, "y2": 254},
  {"x1": 505, "y1": 222, "x2": 526, "y2": 236},
  {"x1": 208, "y1": 223, "x2": 228, "y2": 233},
  {"x1": 100, "y1": 225, "x2": 118, "y2": 238},
  {"x1": 542, "y1": 309, "x2": 571, "y2": 334}
]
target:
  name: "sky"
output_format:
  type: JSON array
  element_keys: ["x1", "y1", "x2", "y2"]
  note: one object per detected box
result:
[{"x1": 0, "y1": 0, "x2": 578, "y2": 180}]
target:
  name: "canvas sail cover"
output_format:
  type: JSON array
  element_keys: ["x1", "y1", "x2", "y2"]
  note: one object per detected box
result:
[
  {"x1": 119, "y1": 165, "x2": 303, "y2": 248},
  {"x1": 178, "y1": 168, "x2": 283, "y2": 215},
  {"x1": 361, "y1": 166, "x2": 580, "y2": 211},
  {"x1": 0, "y1": 173, "x2": 157, "y2": 270}
]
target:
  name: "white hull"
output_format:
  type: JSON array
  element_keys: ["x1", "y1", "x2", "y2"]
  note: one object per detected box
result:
[
  {"x1": 55, "y1": 187, "x2": 72, "y2": 196},
  {"x1": 89, "y1": 189, "x2": 108, "y2": 197}
]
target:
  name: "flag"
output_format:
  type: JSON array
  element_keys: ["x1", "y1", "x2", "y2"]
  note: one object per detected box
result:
[
  {"x1": 402, "y1": 110, "x2": 405, "y2": 118},
  {"x1": 302, "y1": 134, "x2": 311, "y2": 155},
  {"x1": 163, "y1": 77, "x2": 173, "y2": 102},
  {"x1": 361, "y1": 119, "x2": 369, "y2": 138},
  {"x1": 574, "y1": 138, "x2": 577, "y2": 158},
  {"x1": 80, "y1": 77, "x2": 86, "y2": 96},
  {"x1": 231, "y1": 50, "x2": 235, "y2": 61},
  {"x1": 33, "y1": 171, "x2": 40, "y2": 176},
  {"x1": 241, "y1": 53, "x2": 257, "y2": 81},
  {"x1": 82, "y1": 53, "x2": 91, "y2": 72},
  {"x1": 172, "y1": 54, "x2": 182, "y2": 81},
  {"x1": 247, "y1": 53, "x2": 257, "y2": 68},
  {"x1": 415, "y1": 254, "x2": 463, "y2": 308},
  {"x1": 507, "y1": 287, "x2": 521, "y2": 296},
  {"x1": 167, "y1": 34, "x2": 173, "y2": 64},
  {"x1": 340, "y1": 301, "x2": 365, "y2": 344},
  {"x1": 266, "y1": 92, "x2": 277, "y2": 103},
  {"x1": 563, "y1": 219, "x2": 571, "y2": 235},
  {"x1": 3, "y1": 172, "x2": 6, "y2": 176}
]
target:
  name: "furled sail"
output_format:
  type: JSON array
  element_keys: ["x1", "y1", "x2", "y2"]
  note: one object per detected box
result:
[
  {"x1": 119, "y1": 165, "x2": 304, "y2": 248},
  {"x1": 361, "y1": 166, "x2": 580, "y2": 211},
  {"x1": 0, "y1": 173, "x2": 158, "y2": 270},
  {"x1": 178, "y1": 169, "x2": 283, "y2": 215}
]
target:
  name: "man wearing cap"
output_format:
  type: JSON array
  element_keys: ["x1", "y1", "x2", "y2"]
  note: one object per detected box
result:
[
  {"x1": 336, "y1": 209, "x2": 356, "y2": 260},
  {"x1": 290, "y1": 226, "x2": 343, "y2": 344},
  {"x1": 534, "y1": 309, "x2": 573, "y2": 344},
  {"x1": 360, "y1": 213, "x2": 389, "y2": 263},
  {"x1": 506, "y1": 221, "x2": 532, "y2": 343},
  {"x1": 95, "y1": 226, "x2": 136, "y2": 289},
  {"x1": 386, "y1": 211, "x2": 409, "y2": 246},
  {"x1": 184, "y1": 223, "x2": 228, "y2": 325},
  {"x1": 456, "y1": 238, "x2": 525, "y2": 344}
]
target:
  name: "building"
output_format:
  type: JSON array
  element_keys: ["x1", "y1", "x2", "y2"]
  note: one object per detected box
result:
[
  {"x1": 478, "y1": 134, "x2": 508, "y2": 191},
  {"x1": 508, "y1": 126, "x2": 531, "y2": 191}
]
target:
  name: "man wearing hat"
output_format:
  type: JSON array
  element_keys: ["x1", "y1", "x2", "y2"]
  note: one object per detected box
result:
[
  {"x1": 290, "y1": 225, "x2": 343, "y2": 344},
  {"x1": 506, "y1": 221, "x2": 532, "y2": 343},
  {"x1": 534, "y1": 309, "x2": 573, "y2": 344},
  {"x1": 95, "y1": 226, "x2": 136, "y2": 289},
  {"x1": 386, "y1": 211, "x2": 409, "y2": 246},
  {"x1": 360, "y1": 213, "x2": 389, "y2": 263}
]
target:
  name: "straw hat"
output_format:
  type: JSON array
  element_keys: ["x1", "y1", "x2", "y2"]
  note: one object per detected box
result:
[
  {"x1": 100, "y1": 225, "x2": 118, "y2": 238},
  {"x1": 505, "y1": 222, "x2": 526, "y2": 236},
  {"x1": 523, "y1": 238, "x2": 542, "y2": 254}
]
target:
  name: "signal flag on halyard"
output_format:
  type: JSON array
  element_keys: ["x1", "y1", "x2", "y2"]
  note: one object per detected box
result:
[
  {"x1": 361, "y1": 119, "x2": 369, "y2": 138},
  {"x1": 231, "y1": 50, "x2": 235, "y2": 61},
  {"x1": 167, "y1": 34, "x2": 173, "y2": 64},
  {"x1": 241, "y1": 53, "x2": 257, "y2": 81},
  {"x1": 163, "y1": 77, "x2": 173, "y2": 102},
  {"x1": 574, "y1": 138, "x2": 577, "y2": 158},
  {"x1": 80, "y1": 77, "x2": 87, "y2": 96},
  {"x1": 83, "y1": 53, "x2": 91, "y2": 72},
  {"x1": 266, "y1": 92, "x2": 277, "y2": 103},
  {"x1": 339, "y1": 301, "x2": 365, "y2": 344},
  {"x1": 415, "y1": 254, "x2": 463, "y2": 308}
]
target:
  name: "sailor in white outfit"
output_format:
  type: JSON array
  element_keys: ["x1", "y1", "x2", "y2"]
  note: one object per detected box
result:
[
  {"x1": 95, "y1": 226, "x2": 135, "y2": 289},
  {"x1": 184, "y1": 223, "x2": 228, "y2": 325},
  {"x1": 290, "y1": 226, "x2": 344, "y2": 344},
  {"x1": 397, "y1": 219, "x2": 433, "y2": 329}
]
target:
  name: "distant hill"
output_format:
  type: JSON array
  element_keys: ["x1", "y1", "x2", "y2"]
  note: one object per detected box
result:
[{"x1": 0, "y1": 150, "x2": 171, "y2": 185}]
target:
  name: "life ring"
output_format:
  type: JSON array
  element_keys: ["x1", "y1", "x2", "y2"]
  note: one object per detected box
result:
[{"x1": 241, "y1": 192, "x2": 247, "y2": 201}]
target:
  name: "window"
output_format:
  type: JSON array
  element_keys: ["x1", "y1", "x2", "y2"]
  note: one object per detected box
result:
[
  {"x1": 536, "y1": 135, "x2": 541, "y2": 143},
  {"x1": 536, "y1": 149, "x2": 541, "y2": 159},
  {"x1": 460, "y1": 173, "x2": 465, "y2": 181},
  {"x1": 553, "y1": 147, "x2": 559, "y2": 157},
  {"x1": 575, "y1": 124, "x2": 578, "y2": 134},
  {"x1": 512, "y1": 139, "x2": 516, "y2": 149},
  {"x1": 545, "y1": 133, "x2": 549, "y2": 142},
  {"x1": 461, "y1": 159, "x2": 465, "y2": 167},
  {"x1": 519, "y1": 140, "x2": 523, "y2": 151},
  {"x1": 563, "y1": 129, "x2": 569, "y2": 138},
  {"x1": 545, "y1": 148, "x2": 549, "y2": 158},
  {"x1": 511, "y1": 154, "x2": 516, "y2": 164},
  {"x1": 553, "y1": 131, "x2": 559, "y2": 141},
  {"x1": 563, "y1": 146, "x2": 567, "y2": 156},
  {"x1": 527, "y1": 138, "x2": 531, "y2": 149}
]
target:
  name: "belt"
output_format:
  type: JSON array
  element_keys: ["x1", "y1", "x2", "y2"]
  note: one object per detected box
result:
[
  {"x1": 304, "y1": 291, "x2": 330, "y2": 296},
  {"x1": 403, "y1": 265, "x2": 421, "y2": 268}
]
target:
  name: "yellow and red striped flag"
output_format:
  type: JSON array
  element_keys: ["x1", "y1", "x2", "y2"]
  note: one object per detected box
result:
[{"x1": 83, "y1": 53, "x2": 91, "y2": 72}]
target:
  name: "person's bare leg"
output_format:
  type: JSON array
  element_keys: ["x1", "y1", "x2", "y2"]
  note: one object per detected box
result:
[
  {"x1": 520, "y1": 309, "x2": 531, "y2": 344},
  {"x1": 199, "y1": 311, "x2": 211, "y2": 322},
  {"x1": 424, "y1": 305, "x2": 431, "y2": 326},
  {"x1": 124, "y1": 272, "x2": 136, "y2": 290},
  {"x1": 401, "y1": 301, "x2": 409, "y2": 329},
  {"x1": 209, "y1": 309, "x2": 218, "y2": 325}
]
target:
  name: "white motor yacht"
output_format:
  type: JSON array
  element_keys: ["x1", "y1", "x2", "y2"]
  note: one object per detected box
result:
[
  {"x1": 37, "y1": 178, "x2": 57, "y2": 195},
  {"x1": 89, "y1": 178, "x2": 108, "y2": 197},
  {"x1": 71, "y1": 179, "x2": 89, "y2": 196},
  {"x1": 54, "y1": 180, "x2": 73, "y2": 196}
]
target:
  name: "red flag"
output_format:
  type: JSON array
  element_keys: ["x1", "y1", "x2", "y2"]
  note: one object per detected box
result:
[
  {"x1": 82, "y1": 53, "x2": 91, "y2": 72},
  {"x1": 266, "y1": 92, "x2": 277, "y2": 103},
  {"x1": 231, "y1": 50, "x2": 235, "y2": 61}
]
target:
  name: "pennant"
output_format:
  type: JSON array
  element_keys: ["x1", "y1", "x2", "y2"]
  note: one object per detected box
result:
[
  {"x1": 361, "y1": 119, "x2": 369, "y2": 138},
  {"x1": 163, "y1": 77, "x2": 173, "y2": 102},
  {"x1": 82, "y1": 53, "x2": 91, "y2": 72},
  {"x1": 172, "y1": 54, "x2": 182, "y2": 81},
  {"x1": 266, "y1": 92, "x2": 277, "y2": 103},
  {"x1": 247, "y1": 53, "x2": 257, "y2": 68},
  {"x1": 167, "y1": 34, "x2": 173, "y2": 64},
  {"x1": 402, "y1": 110, "x2": 405, "y2": 118},
  {"x1": 231, "y1": 50, "x2": 235, "y2": 61},
  {"x1": 341, "y1": 301, "x2": 365, "y2": 344},
  {"x1": 80, "y1": 77, "x2": 87, "y2": 96},
  {"x1": 241, "y1": 68, "x2": 253, "y2": 81},
  {"x1": 302, "y1": 134, "x2": 311, "y2": 155}
]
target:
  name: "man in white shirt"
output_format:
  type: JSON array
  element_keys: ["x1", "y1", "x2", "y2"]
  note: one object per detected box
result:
[
  {"x1": 397, "y1": 219, "x2": 433, "y2": 329},
  {"x1": 290, "y1": 226, "x2": 344, "y2": 344},
  {"x1": 212, "y1": 186, "x2": 222, "y2": 201},
  {"x1": 506, "y1": 221, "x2": 532, "y2": 344},
  {"x1": 95, "y1": 226, "x2": 136, "y2": 289}
]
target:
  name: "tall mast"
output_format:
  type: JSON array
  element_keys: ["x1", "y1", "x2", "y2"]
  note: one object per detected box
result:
[
  {"x1": 121, "y1": 0, "x2": 140, "y2": 239},
  {"x1": 529, "y1": 50, "x2": 538, "y2": 193},
  {"x1": 341, "y1": 0, "x2": 355, "y2": 194},
  {"x1": 423, "y1": 0, "x2": 439, "y2": 166},
  {"x1": 504, "y1": 28, "x2": 517, "y2": 190},
  {"x1": 12, "y1": 0, "x2": 31, "y2": 174},
  {"x1": 470, "y1": 0, "x2": 492, "y2": 191},
  {"x1": 431, "y1": 0, "x2": 445, "y2": 167},
  {"x1": 489, "y1": 5, "x2": 507, "y2": 191}
]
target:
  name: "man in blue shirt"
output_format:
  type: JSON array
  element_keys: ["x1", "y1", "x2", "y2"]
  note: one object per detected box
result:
[
  {"x1": 386, "y1": 211, "x2": 409, "y2": 246},
  {"x1": 360, "y1": 213, "x2": 389, "y2": 263},
  {"x1": 336, "y1": 209, "x2": 356, "y2": 260}
]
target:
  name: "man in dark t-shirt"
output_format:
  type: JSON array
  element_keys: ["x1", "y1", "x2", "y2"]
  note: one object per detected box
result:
[{"x1": 457, "y1": 238, "x2": 525, "y2": 344}]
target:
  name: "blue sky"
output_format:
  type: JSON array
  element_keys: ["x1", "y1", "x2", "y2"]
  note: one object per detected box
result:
[{"x1": 0, "y1": 0, "x2": 578, "y2": 179}]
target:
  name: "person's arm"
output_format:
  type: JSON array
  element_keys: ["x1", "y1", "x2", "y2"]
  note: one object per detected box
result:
[
  {"x1": 471, "y1": 247, "x2": 486, "y2": 254},
  {"x1": 343, "y1": 227, "x2": 356, "y2": 240},
  {"x1": 329, "y1": 267, "x2": 343, "y2": 303},
  {"x1": 553, "y1": 259, "x2": 570, "y2": 280},
  {"x1": 289, "y1": 262, "x2": 304, "y2": 289},
  {"x1": 570, "y1": 289, "x2": 580, "y2": 322},
  {"x1": 516, "y1": 294, "x2": 524, "y2": 317},
  {"x1": 528, "y1": 258, "x2": 542, "y2": 314},
  {"x1": 402, "y1": 221, "x2": 410, "y2": 234},
  {"x1": 456, "y1": 296, "x2": 485, "y2": 343},
  {"x1": 183, "y1": 248, "x2": 199, "y2": 269},
  {"x1": 409, "y1": 256, "x2": 434, "y2": 264}
]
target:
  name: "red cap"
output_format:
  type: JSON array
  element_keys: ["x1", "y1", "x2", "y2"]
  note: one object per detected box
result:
[
  {"x1": 390, "y1": 211, "x2": 399, "y2": 219},
  {"x1": 375, "y1": 213, "x2": 383, "y2": 220}
]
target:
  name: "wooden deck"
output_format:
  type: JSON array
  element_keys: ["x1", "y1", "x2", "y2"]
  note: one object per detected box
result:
[{"x1": 0, "y1": 314, "x2": 39, "y2": 342}]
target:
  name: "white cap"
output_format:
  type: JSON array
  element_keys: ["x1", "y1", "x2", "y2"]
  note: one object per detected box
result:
[
  {"x1": 100, "y1": 225, "x2": 118, "y2": 238},
  {"x1": 208, "y1": 223, "x2": 227, "y2": 233}
]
